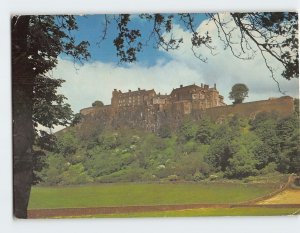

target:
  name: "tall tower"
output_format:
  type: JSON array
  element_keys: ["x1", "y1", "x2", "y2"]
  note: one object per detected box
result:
[{"x1": 111, "y1": 89, "x2": 120, "y2": 107}]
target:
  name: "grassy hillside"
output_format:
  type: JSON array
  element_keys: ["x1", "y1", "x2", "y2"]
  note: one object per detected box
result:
[{"x1": 34, "y1": 112, "x2": 299, "y2": 185}]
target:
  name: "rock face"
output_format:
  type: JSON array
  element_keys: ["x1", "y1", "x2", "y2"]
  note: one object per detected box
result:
[{"x1": 79, "y1": 84, "x2": 295, "y2": 132}]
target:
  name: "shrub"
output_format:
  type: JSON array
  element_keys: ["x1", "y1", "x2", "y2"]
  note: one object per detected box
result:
[
  {"x1": 61, "y1": 163, "x2": 93, "y2": 185},
  {"x1": 260, "y1": 162, "x2": 278, "y2": 175}
]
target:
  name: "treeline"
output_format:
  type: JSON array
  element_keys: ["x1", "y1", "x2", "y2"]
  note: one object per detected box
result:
[{"x1": 34, "y1": 111, "x2": 299, "y2": 185}]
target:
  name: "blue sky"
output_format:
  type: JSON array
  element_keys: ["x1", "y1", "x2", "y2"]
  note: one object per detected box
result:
[
  {"x1": 69, "y1": 14, "x2": 207, "y2": 65},
  {"x1": 49, "y1": 13, "x2": 299, "y2": 129},
  {"x1": 72, "y1": 14, "x2": 169, "y2": 65}
]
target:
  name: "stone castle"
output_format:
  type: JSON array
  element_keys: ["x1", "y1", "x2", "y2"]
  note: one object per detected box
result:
[
  {"x1": 79, "y1": 83, "x2": 295, "y2": 132},
  {"x1": 111, "y1": 83, "x2": 226, "y2": 112}
]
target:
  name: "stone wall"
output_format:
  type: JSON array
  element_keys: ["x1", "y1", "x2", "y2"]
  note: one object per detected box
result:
[
  {"x1": 202, "y1": 96, "x2": 294, "y2": 121},
  {"x1": 79, "y1": 96, "x2": 295, "y2": 132}
]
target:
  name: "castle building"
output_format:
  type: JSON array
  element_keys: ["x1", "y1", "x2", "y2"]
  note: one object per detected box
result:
[
  {"x1": 79, "y1": 83, "x2": 294, "y2": 132},
  {"x1": 170, "y1": 83, "x2": 225, "y2": 109},
  {"x1": 111, "y1": 83, "x2": 225, "y2": 109},
  {"x1": 112, "y1": 88, "x2": 156, "y2": 107}
]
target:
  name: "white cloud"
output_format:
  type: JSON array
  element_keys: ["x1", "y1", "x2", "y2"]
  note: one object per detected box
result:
[
  {"x1": 51, "y1": 58, "x2": 208, "y2": 113},
  {"x1": 164, "y1": 14, "x2": 299, "y2": 101},
  {"x1": 49, "y1": 14, "x2": 299, "y2": 116}
]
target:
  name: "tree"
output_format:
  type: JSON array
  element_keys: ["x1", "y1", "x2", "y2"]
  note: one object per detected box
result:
[
  {"x1": 229, "y1": 83, "x2": 249, "y2": 104},
  {"x1": 294, "y1": 99, "x2": 299, "y2": 115},
  {"x1": 12, "y1": 12, "x2": 298, "y2": 218},
  {"x1": 208, "y1": 12, "x2": 298, "y2": 90},
  {"x1": 250, "y1": 114, "x2": 281, "y2": 164},
  {"x1": 196, "y1": 118, "x2": 215, "y2": 144},
  {"x1": 178, "y1": 119, "x2": 198, "y2": 142},
  {"x1": 224, "y1": 131, "x2": 260, "y2": 178},
  {"x1": 205, "y1": 138, "x2": 234, "y2": 172},
  {"x1": 225, "y1": 148, "x2": 258, "y2": 179},
  {"x1": 71, "y1": 113, "x2": 82, "y2": 126},
  {"x1": 61, "y1": 164, "x2": 92, "y2": 185},
  {"x1": 103, "y1": 13, "x2": 298, "y2": 84},
  {"x1": 12, "y1": 15, "x2": 89, "y2": 218},
  {"x1": 33, "y1": 75, "x2": 73, "y2": 129},
  {"x1": 276, "y1": 115, "x2": 300, "y2": 173},
  {"x1": 92, "y1": 100, "x2": 104, "y2": 107},
  {"x1": 157, "y1": 124, "x2": 172, "y2": 138}
]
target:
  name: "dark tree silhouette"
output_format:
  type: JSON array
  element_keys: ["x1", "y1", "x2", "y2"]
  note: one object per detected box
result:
[
  {"x1": 12, "y1": 15, "x2": 90, "y2": 218},
  {"x1": 103, "y1": 13, "x2": 298, "y2": 86}
]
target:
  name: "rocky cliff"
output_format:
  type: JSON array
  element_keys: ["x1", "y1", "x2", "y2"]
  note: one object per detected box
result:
[{"x1": 78, "y1": 96, "x2": 295, "y2": 132}]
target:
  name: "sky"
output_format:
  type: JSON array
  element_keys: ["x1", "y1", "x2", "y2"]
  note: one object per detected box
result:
[{"x1": 49, "y1": 13, "x2": 299, "y2": 116}]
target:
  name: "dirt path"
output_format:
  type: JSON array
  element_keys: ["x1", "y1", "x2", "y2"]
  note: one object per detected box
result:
[
  {"x1": 27, "y1": 203, "x2": 300, "y2": 218},
  {"x1": 258, "y1": 189, "x2": 300, "y2": 204}
]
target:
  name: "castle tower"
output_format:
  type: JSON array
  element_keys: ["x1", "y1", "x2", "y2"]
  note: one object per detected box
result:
[{"x1": 111, "y1": 89, "x2": 120, "y2": 107}]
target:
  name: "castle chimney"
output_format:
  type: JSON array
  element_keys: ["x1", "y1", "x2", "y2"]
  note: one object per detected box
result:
[
  {"x1": 180, "y1": 84, "x2": 183, "y2": 88},
  {"x1": 138, "y1": 88, "x2": 140, "y2": 91},
  {"x1": 214, "y1": 83, "x2": 216, "y2": 89},
  {"x1": 129, "y1": 89, "x2": 131, "y2": 92},
  {"x1": 201, "y1": 83, "x2": 203, "y2": 88}
]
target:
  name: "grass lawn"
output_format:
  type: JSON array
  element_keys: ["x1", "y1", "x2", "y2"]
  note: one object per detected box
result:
[
  {"x1": 28, "y1": 182, "x2": 280, "y2": 210},
  {"x1": 64, "y1": 207, "x2": 299, "y2": 218}
]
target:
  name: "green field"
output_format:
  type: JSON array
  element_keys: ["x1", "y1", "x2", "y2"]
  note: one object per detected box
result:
[{"x1": 29, "y1": 182, "x2": 279, "y2": 209}]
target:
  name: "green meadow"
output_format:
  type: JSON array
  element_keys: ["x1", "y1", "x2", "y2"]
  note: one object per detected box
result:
[{"x1": 29, "y1": 182, "x2": 278, "y2": 210}]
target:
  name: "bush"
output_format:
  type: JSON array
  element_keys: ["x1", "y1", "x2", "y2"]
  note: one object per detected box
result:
[
  {"x1": 193, "y1": 170, "x2": 205, "y2": 181},
  {"x1": 260, "y1": 162, "x2": 278, "y2": 175},
  {"x1": 92, "y1": 100, "x2": 104, "y2": 107},
  {"x1": 61, "y1": 164, "x2": 93, "y2": 185},
  {"x1": 167, "y1": 174, "x2": 179, "y2": 182},
  {"x1": 158, "y1": 124, "x2": 172, "y2": 138},
  {"x1": 294, "y1": 177, "x2": 300, "y2": 186}
]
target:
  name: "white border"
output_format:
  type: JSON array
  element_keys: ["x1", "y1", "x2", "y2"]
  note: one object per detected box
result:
[{"x1": 1, "y1": 1, "x2": 299, "y2": 233}]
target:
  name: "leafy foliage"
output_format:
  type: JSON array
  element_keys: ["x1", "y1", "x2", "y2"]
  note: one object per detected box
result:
[
  {"x1": 12, "y1": 15, "x2": 90, "y2": 78},
  {"x1": 101, "y1": 13, "x2": 298, "y2": 83},
  {"x1": 92, "y1": 100, "x2": 104, "y2": 107},
  {"x1": 33, "y1": 75, "x2": 73, "y2": 129},
  {"x1": 36, "y1": 110, "x2": 300, "y2": 185},
  {"x1": 70, "y1": 113, "x2": 82, "y2": 126},
  {"x1": 229, "y1": 83, "x2": 249, "y2": 104}
]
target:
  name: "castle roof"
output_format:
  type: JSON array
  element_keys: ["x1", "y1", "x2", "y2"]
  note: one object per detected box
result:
[
  {"x1": 171, "y1": 84, "x2": 202, "y2": 95},
  {"x1": 156, "y1": 94, "x2": 169, "y2": 98},
  {"x1": 117, "y1": 88, "x2": 156, "y2": 96}
]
